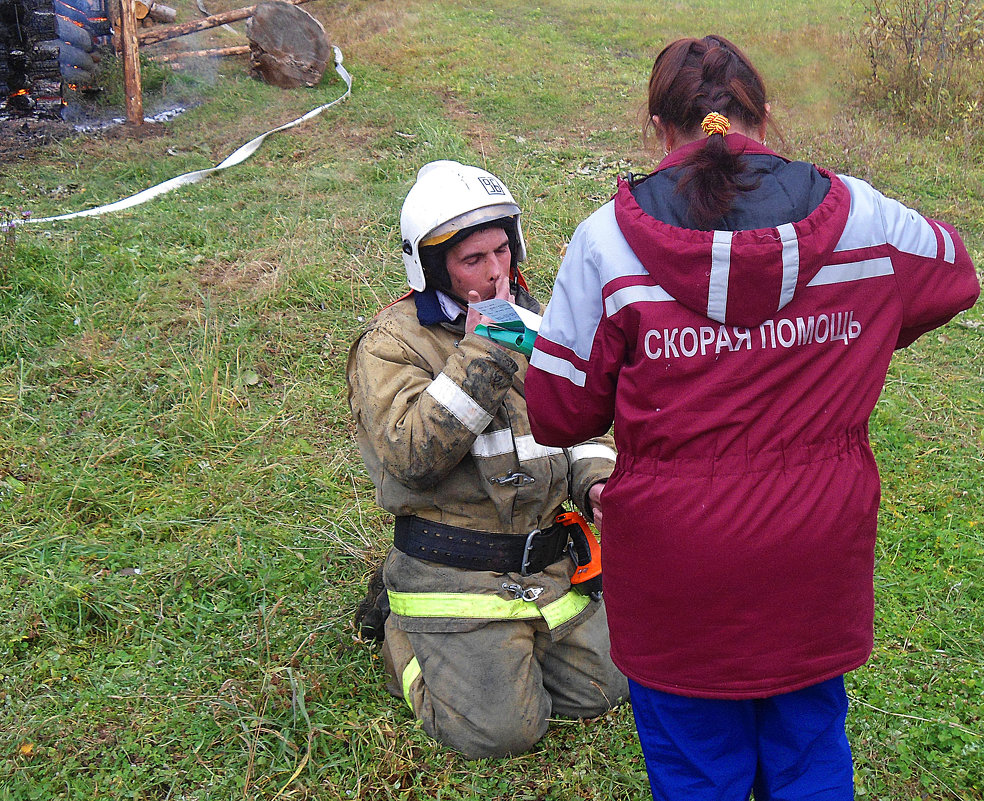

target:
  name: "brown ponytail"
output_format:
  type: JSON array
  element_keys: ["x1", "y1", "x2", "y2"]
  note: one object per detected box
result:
[{"x1": 646, "y1": 35, "x2": 773, "y2": 229}]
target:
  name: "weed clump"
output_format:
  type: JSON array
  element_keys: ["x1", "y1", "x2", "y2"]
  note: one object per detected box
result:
[{"x1": 857, "y1": 0, "x2": 984, "y2": 138}]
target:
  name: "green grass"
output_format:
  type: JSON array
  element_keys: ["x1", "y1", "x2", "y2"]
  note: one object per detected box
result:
[{"x1": 1, "y1": 0, "x2": 982, "y2": 798}]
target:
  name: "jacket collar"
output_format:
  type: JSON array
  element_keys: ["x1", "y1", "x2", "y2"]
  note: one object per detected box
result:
[
  {"x1": 414, "y1": 287, "x2": 461, "y2": 327},
  {"x1": 649, "y1": 133, "x2": 781, "y2": 174}
]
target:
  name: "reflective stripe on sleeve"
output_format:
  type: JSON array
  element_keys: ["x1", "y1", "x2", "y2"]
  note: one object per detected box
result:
[
  {"x1": 388, "y1": 588, "x2": 591, "y2": 629},
  {"x1": 529, "y1": 349, "x2": 587, "y2": 387},
  {"x1": 568, "y1": 443, "x2": 616, "y2": 462},
  {"x1": 540, "y1": 590, "x2": 591, "y2": 629},
  {"x1": 426, "y1": 372, "x2": 492, "y2": 434},
  {"x1": 604, "y1": 283, "x2": 674, "y2": 316},
  {"x1": 808, "y1": 257, "x2": 894, "y2": 286}
]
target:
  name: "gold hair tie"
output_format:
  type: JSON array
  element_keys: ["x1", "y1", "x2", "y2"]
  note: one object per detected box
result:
[{"x1": 701, "y1": 112, "x2": 731, "y2": 137}]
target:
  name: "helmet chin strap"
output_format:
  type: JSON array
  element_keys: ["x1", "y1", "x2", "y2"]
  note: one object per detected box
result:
[{"x1": 511, "y1": 264, "x2": 528, "y2": 292}]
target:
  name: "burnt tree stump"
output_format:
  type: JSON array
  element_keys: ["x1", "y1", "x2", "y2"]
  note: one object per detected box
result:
[{"x1": 245, "y1": 0, "x2": 330, "y2": 89}]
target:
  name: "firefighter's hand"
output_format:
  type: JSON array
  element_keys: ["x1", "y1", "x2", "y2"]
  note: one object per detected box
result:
[
  {"x1": 464, "y1": 290, "x2": 488, "y2": 336},
  {"x1": 465, "y1": 278, "x2": 514, "y2": 339},
  {"x1": 588, "y1": 481, "x2": 605, "y2": 531}
]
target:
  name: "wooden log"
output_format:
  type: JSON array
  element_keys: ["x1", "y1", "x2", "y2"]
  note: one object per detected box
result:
[
  {"x1": 150, "y1": 44, "x2": 250, "y2": 62},
  {"x1": 247, "y1": 2, "x2": 330, "y2": 88},
  {"x1": 137, "y1": 0, "x2": 315, "y2": 46},
  {"x1": 120, "y1": 0, "x2": 144, "y2": 125},
  {"x1": 135, "y1": 1, "x2": 177, "y2": 23},
  {"x1": 107, "y1": 0, "x2": 123, "y2": 54}
]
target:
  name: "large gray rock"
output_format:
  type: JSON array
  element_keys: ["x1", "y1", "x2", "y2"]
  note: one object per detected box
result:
[{"x1": 245, "y1": 1, "x2": 331, "y2": 89}]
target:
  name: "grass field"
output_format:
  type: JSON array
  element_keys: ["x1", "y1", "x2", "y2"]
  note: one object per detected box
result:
[{"x1": 1, "y1": 0, "x2": 982, "y2": 798}]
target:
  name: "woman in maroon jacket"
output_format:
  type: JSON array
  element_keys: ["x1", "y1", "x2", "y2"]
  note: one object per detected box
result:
[{"x1": 526, "y1": 35, "x2": 979, "y2": 801}]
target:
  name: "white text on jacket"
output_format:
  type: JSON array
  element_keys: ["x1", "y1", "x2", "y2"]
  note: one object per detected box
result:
[{"x1": 643, "y1": 311, "x2": 861, "y2": 359}]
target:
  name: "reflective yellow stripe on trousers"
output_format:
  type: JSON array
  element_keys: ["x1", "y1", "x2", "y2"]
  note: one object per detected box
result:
[
  {"x1": 402, "y1": 657, "x2": 421, "y2": 712},
  {"x1": 392, "y1": 589, "x2": 591, "y2": 713},
  {"x1": 388, "y1": 588, "x2": 590, "y2": 629}
]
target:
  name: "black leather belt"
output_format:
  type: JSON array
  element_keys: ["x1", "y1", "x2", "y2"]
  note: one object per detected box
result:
[{"x1": 394, "y1": 515, "x2": 571, "y2": 575}]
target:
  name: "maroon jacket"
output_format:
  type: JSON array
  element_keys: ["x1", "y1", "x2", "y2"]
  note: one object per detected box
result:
[{"x1": 526, "y1": 136, "x2": 979, "y2": 698}]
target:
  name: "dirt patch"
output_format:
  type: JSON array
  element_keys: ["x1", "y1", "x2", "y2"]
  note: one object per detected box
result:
[
  {"x1": 195, "y1": 257, "x2": 286, "y2": 298},
  {"x1": 0, "y1": 115, "x2": 79, "y2": 160},
  {"x1": 0, "y1": 120, "x2": 177, "y2": 179},
  {"x1": 1, "y1": 101, "x2": 177, "y2": 162}
]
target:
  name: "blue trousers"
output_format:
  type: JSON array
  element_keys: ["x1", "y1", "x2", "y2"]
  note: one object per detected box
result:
[{"x1": 629, "y1": 676, "x2": 854, "y2": 801}]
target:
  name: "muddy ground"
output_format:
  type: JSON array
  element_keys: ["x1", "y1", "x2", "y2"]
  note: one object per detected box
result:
[
  {"x1": 0, "y1": 109, "x2": 178, "y2": 162},
  {"x1": 0, "y1": 114, "x2": 80, "y2": 160}
]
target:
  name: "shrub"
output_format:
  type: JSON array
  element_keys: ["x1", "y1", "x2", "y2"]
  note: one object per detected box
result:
[{"x1": 858, "y1": 0, "x2": 984, "y2": 134}]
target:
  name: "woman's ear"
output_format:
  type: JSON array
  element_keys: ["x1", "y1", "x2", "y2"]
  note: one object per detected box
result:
[
  {"x1": 653, "y1": 115, "x2": 674, "y2": 153},
  {"x1": 759, "y1": 103, "x2": 772, "y2": 142}
]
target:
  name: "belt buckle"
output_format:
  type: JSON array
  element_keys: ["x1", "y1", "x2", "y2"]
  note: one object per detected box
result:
[
  {"x1": 491, "y1": 471, "x2": 535, "y2": 487},
  {"x1": 520, "y1": 528, "x2": 541, "y2": 576}
]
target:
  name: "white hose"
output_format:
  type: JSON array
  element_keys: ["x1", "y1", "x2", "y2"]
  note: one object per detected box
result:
[{"x1": 14, "y1": 46, "x2": 352, "y2": 226}]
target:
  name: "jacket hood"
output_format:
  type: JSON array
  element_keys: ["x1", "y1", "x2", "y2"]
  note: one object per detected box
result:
[{"x1": 614, "y1": 135, "x2": 851, "y2": 327}]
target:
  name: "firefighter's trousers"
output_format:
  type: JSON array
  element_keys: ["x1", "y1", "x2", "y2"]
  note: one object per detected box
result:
[{"x1": 381, "y1": 596, "x2": 628, "y2": 759}]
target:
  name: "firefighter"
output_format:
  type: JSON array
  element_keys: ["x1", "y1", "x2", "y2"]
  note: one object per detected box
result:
[{"x1": 347, "y1": 160, "x2": 628, "y2": 759}]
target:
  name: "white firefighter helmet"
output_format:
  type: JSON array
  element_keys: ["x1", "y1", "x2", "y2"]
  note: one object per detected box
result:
[{"x1": 400, "y1": 160, "x2": 527, "y2": 291}]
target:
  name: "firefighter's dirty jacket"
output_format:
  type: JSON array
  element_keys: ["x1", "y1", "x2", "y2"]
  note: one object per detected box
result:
[{"x1": 346, "y1": 286, "x2": 617, "y2": 636}]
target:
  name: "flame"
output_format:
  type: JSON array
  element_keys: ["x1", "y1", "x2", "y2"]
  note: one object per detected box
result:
[
  {"x1": 10, "y1": 89, "x2": 29, "y2": 97},
  {"x1": 55, "y1": 14, "x2": 86, "y2": 28}
]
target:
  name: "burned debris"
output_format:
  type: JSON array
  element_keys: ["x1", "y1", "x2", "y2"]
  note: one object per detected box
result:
[{"x1": 1, "y1": 0, "x2": 107, "y2": 116}]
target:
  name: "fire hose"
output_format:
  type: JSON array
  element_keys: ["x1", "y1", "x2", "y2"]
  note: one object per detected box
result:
[{"x1": 13, "y1": 45, "x2": 352, "y2": 226}]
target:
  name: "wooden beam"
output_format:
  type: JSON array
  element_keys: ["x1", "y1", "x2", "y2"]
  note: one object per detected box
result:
[
  {"x1": 150, "y1": 45, "x2": 250, "y2": 63},
  {"x1": 120, "y1": 0, "x2": 144, "y2": 125},
  {"x1": 137, "y1": 0, "x2": 315, "y2": 46}
]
